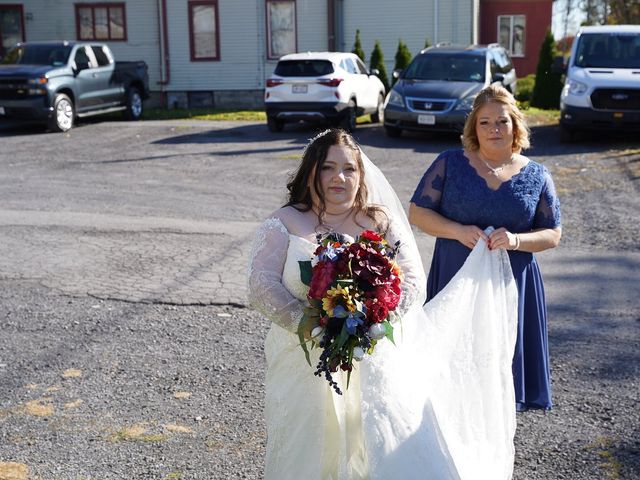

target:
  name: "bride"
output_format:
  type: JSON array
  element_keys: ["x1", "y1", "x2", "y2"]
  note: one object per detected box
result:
[{"x1": 247, "y1": 129, "x2": 518, "y2": 479}]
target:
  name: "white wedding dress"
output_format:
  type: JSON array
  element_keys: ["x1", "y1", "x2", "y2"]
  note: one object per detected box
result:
[{"x1": 248, "y1": 217, "x2": 518, "y2": 480}]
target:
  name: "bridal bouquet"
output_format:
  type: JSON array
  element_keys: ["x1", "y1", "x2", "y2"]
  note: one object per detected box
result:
[{"x1": 298, "y1": 230, "x2": 402, "y2": 395}]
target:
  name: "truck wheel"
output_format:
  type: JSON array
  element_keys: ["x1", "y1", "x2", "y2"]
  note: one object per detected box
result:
[
  {"x1": 48, "y1": 93, "x2": 74, "y2": 132},
  {"x1": 124, "y1": 87, "x2": 143, "y2": 120},
  {"x1": 267, "y1": 116, "x2": 284, "y2": 132},
  {"x1": 370, "y1": 94, "x2": 384, "y2": 123},
  {"x1": 339, "y1": 101, "x2": 357, "y2": 132}
]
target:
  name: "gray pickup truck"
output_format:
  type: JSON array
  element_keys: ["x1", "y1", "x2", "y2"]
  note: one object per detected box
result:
[{"x1": 0, "y1": 41, "x2": 149, "y2": 132}]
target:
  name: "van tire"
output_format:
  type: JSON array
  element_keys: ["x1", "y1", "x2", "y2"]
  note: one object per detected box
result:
[
  {"x1": 384, "y1": 125, "x2": 402, "y2": 138},
  {"x1": 559, "y1": 124, "x2": 576, "y2": 143}
]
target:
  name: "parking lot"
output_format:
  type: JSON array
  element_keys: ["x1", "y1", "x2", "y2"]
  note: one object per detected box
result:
[{"x1": 0, "y1": 119, "x2": 639, "y2": 479}]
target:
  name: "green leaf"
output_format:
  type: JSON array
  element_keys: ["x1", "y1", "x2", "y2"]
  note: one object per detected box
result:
[
  {"x1": 298, "y1": 260, "x2": 312, "y2": 286},
  {"x1": 334, "y1": 322, "x2": 350, "y2": 351},
  {"x1": 297, "y1": 311, "x2": 319, "y2": 367},
  {"x1": 383, "y1": 320, "x2": 395, "y2": 346}
]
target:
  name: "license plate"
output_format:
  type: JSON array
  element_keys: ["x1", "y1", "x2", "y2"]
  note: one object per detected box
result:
[
  {"x1": 0, "y1": 106, "x2": 4, "y2": 115},
  {"x1": 292, "y1": 84, "x2": 308, "y2": 94},
  {"x1": 418, "y1": 114, "x2": 435, "y2": 125}
]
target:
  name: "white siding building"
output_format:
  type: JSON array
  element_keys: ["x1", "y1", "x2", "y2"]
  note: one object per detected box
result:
[{"x1": 0, "y1": 0, "x2": 477, "y2": 108}]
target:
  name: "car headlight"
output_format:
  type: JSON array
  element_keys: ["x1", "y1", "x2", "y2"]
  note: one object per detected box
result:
[
  {"x1": 457, "y1": 95, "x2": 475, "y2": 110},
  {"x1": 385, "y1": 89, "x2": 405, "y2": 108},
  {"x1": 565, "y1": 79, "x2": 587, "y2": 96}
]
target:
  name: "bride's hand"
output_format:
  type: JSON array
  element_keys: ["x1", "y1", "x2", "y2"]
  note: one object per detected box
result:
[
  {"x1": 488, "y1": 227, "x2": 517, "y2": 250},
  {"x1": 457, "y1": 225, "x2": 489, "y2": 249}
]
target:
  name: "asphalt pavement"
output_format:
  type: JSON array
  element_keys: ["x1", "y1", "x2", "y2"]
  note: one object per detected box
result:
[{"x1": 0, "y1": 119, "x2": 638, "y2": 479}]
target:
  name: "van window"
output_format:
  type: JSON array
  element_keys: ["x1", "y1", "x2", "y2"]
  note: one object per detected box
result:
[{"x1": 575, "y1": 33, "x2": 640, "y2": 69}]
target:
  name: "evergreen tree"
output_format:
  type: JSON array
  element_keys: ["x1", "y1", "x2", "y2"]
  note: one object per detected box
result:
[
  {"x1": 531, "y1": 30, "x2": 564, "y2": 109},
  {"x1": 352, "y1": 29, "x2": 365, "y2": 62},
  {"x1": 369, "y1": 41, "x2": 390, "y2": 92},
  {"x1": 392, "y1": 39, "x2": 412, "y2": 86},
  {"x1": 424, "y1": 37, "x2": 432, "y2": 50}
]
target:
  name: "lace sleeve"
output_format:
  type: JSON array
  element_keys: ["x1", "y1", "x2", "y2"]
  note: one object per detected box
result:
[
  {"x1": 247, "y1": 217, "x2": 304, "y2": 333},
  {"x1": 386, "y1": 218, "x2": 426, "y2": 318},
  {"x1": 409, "y1": 151, "x2": 448, "y2": 211},
  {"x1": 533, "y1": 167, "x2": 562, "y2": 229}
]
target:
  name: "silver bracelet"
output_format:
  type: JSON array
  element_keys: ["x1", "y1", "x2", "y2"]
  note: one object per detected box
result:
[{"x1": 513, "y1": 233, "x2": 521, "y2": 251}]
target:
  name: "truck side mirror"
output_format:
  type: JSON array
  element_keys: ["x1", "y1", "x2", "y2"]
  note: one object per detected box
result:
[
  {"x1": 552, "y1": 56, "x2": 566, "y2": 74},
  {"x1": 492, "y1": 72, "x2": 505, "y2": 83},
  {"x1": 370, "y1": 68, "x2": 380, "y2": 76}
]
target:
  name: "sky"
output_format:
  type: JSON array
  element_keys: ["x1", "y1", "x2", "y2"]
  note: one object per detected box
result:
[{"x1": 552, "y1": 0, "x2": 587, "y2": 39}]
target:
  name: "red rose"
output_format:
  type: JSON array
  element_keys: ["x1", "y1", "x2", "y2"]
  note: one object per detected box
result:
[
  {"x1": 373, "y1": 285, "x2": 401, "y2": 311},
  {"x1": 308, "y1": 261, "x2": 337, "y2": 300},
  {"x1": 365, "y1": 299, "x2": 389, "y2": 323},
  {"x1": 361, "y1": 230, "x2": 382, "y2": 242}
]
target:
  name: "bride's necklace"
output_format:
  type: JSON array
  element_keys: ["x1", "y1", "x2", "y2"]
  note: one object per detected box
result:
[
  {"x1": 479, "y1": 153, "x2": 514, "y2": 176},
  {"x1": 315, "y1": 207, "x2": 354, "y2": 234}
]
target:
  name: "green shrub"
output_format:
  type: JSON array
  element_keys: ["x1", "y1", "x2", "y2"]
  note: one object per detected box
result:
[
  {"x1": 515, "y1": 74, "x2": 536, "y2": 104},
  {"x1": 531, "y1": 30, "x2": 564, "y2": 109},
  {"x1": 352, "y1": 29, "x2": 366, "y2": 62},
  {"x1": 370, "y1": 41, "x2": 390, "y2": 92},
  {"x1": 392, "y1": 39, "x2": 412, "y2": 86}
]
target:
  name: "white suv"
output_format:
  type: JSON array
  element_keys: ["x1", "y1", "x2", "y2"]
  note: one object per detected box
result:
[{"x1": 264, "y1": 52, "x2": 386, "y2": 132}]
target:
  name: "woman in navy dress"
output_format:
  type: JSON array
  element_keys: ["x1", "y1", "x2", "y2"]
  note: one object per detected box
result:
[{"x1": 409, "y1": 85, "x2": 562, "y2": 411}]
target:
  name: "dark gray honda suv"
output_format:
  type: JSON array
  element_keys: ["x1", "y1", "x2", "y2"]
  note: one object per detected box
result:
[{"x1": 383, "y1": 43, "x2": 517, "y2": 137}]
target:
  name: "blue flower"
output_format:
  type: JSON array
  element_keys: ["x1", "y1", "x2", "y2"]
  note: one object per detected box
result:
[{"x1": 346, "y1": 314, "x2": 364, "y2": 335}]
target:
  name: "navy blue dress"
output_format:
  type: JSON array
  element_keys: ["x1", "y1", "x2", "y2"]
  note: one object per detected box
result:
[{"x1": 411, "y1": 149, "x2": 561, "y2": 411}]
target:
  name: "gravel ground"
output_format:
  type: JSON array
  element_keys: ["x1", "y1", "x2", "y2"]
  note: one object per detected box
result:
[{"x1": 1, "y1": 126, "x2": 639, "y2": 479}]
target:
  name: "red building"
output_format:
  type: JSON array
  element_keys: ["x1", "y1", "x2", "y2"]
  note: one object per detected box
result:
[{"x1": 480, "y1": 0, "x2": 553, "y2": 76}]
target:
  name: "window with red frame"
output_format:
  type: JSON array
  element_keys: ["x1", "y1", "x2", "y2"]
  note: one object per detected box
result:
[
  {"x1": 266, "y1": 0, "x2": 296, "y2": 59},
  {"x1": 0, "y1": 5, "x2": 25, "y2": 58},
  {"x1": 76, "y1": 3, "x2": 126, "y2": 41},
  {"x1": 188, "y1": 1, "x2": 220, "y2": 61}
]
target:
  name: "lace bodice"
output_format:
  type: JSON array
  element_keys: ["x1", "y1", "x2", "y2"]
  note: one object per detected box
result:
[
  {"x1": 411, "y1": 149, "x2": 561, "y2": 233},
  {"x1": 247, "y1": 216, "x2": 423, "y2": 333}
]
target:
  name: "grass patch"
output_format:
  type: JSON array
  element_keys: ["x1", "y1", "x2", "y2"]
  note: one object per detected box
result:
[
  {"x1": 0, "y1": 462, "x2": 29, "y2": 480},
  {"x1": 521, "y1": 106, "x2": 560, "y2": 127},
  {"x1": 142, "y1": 108, "x2": 265, "y2": 122},
  {"x1": 108, "y1": 424, "x2": 168, "y2": 443}
]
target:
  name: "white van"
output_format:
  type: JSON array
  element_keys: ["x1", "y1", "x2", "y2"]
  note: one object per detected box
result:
[{"x1": 559, "y1": 25, "x2": 640, "y2": 141}]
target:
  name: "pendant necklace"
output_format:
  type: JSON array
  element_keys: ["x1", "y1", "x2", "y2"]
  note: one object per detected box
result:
[{"x1": 479, "y1": 153, "x2": 514, "y2": 176}]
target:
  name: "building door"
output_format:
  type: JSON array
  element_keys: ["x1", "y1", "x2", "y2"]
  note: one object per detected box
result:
[{"x1": 0, "y1": 5, "x2": 25, "y2": 58}]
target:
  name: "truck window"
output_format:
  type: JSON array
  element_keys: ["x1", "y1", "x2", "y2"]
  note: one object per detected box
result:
[
  {"x1": 91, "y1": 45, "x2": 111, "y2": 67},
  {"x1": 575, "y1": 33, "x2": 640, "y2": 69},
  {"x1": 74, "y1": 46, "x2": 93, "y2": 70}
]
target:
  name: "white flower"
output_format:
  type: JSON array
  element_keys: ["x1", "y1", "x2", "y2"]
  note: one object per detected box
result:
[
  {"x1": 368, "y1": 323, "x2": 387, "y2": 340},
  {"x1": 352, "y1": 346, "x2": 365, "y2": 361}
]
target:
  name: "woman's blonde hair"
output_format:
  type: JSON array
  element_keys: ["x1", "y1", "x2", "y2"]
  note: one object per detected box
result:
[{"x1": 462, "y1": 85, "x2": 530, "y2": 152}]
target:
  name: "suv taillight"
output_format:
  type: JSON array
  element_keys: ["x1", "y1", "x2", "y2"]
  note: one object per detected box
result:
[
  {"x1": 266, "y1": 78, "x2": 283, "y2": 88},
  {"x1": 318, "y1": 78, "x2": 343, "y2": 87}
]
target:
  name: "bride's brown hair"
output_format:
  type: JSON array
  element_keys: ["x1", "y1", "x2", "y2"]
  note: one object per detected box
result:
[{"x1": 285, "y1": 128, "x2": 388, "y2": 233}]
